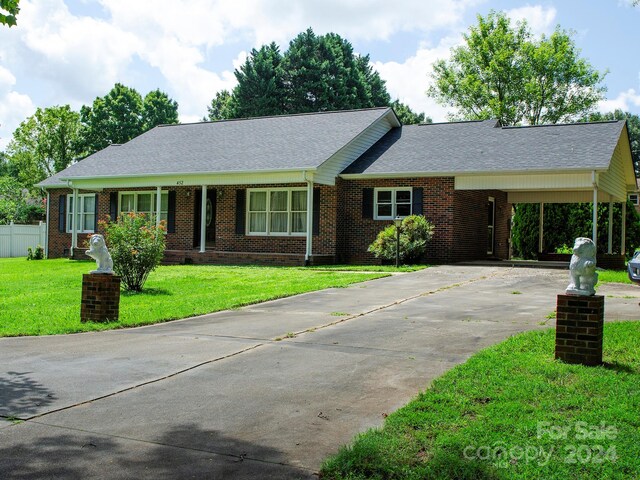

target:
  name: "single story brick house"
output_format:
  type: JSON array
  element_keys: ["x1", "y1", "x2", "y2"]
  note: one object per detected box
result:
[{"x1": 38, "y1": 107, "x2": 636, "y2": 265}]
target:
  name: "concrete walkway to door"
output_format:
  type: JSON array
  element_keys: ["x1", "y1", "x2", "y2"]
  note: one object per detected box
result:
[{"x1": 1, "y1": 265, "x2": 638, "y2": 479}]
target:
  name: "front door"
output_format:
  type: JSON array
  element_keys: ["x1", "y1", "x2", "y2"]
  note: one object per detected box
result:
[{"x1": 193, "y1": 189, "x2": 217, "y2": 248}]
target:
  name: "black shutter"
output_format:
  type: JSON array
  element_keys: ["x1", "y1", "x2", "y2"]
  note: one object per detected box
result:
[
  {"x1": 312, "y1": 188, "x2": 321, "y2": 235},
  {"x1": 58, "y1": 195, "x2": 66, "y2": 233},
  {"x1": 109, "y1": 192, "x2": 118, "y2": 221},
  {"x1": 235, "y1": 189, "x2": 246, "y2": 235},
  {"x1": 167, "y1": 191, "x2": 176, "y2": 233},
  {"x1": 93, "y1": 194, "x2": 99, "y2": 231},
  {"x1": 193, "y1": 189, "x2": 201, "y2": 247},
  {"x1": 362, "y1": 188, "x2": 374, "y2": 219},
  {"x1": 412, "y1": 187, "x2": 423, "y2": 215}
]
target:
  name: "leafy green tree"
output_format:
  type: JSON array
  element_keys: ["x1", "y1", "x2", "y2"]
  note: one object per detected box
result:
[
  {"x1": 80, "y1": 83, "x2": 145, "y2": 155},
  {"x1": 231, "y1": 43, "x2": 286, "y2": 118},
  {"x1": 0, "y1": 0, "x2": 19, "y2": 27},
  {"x1": 390, "y1": 100, "x2": 431, "y2": 125},
  {"x1": 429, "y1": 11, "x2": 606, "y2": 126},
  {"x1": 206, "y1": 90, "x2": 233, "y2": 121},
  {"x1": 142, "y1": 89, "x2": 179, "y2": 130},
  {"x1": 512, "y1": 202, "x2": 640, "y2": 259},
  {"x1": 0, "y1": 176, "x2": 44, "y2": 224},
  {"x1": 282, "y1": 29, "x2": 390, "y2": 112},
  {"x1": 5, "y1": 105, "x2": 82, "y2": 188},
  {"x1": 208, "y1": 28, "x2": 392, "y2": 119},
  {"x1": 521, "y1": 30, "x2": 606, "y2": 125},
  {"x1": 81, "y1": 84, "x2": 179, "y2": 155}
]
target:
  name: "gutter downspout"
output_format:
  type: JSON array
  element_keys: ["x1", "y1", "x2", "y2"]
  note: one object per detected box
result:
[{"x1": 304, "y1": 172, "x2": 313, "y2": 265}]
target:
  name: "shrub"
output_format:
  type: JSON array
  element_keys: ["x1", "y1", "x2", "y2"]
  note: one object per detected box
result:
[
  {"x1": 367, "y1": 215, "x2": 434, "y2": 264},
  {"x1": 26, "y1": 245, "x2": 45, "y2": 260},
  {"x1": 101, "y1": 212, "x2": 167, "y2": 292}
]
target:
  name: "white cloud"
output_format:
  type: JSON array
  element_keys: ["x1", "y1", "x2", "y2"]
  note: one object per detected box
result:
[
  {"x1": 0, "y1": 0, "x2": 487, "y2": 142},
  {"x1": 598, "y1": 89, "x2": 640, "y2": 113},
  {"x1": 0, "y1": 66, "x2": 35, "y2": 150},
  {"x1": 10, "y1": 0, "x2": 140, "y2": 101},
  {"x1": 506, "y1": 5, "x2": 557, "y2": 36},
  {"x1": 374, "y1": 36, "x2": 462, "y2": 122},
  {"x1": 95, "y1": 0, "x2": 482, "y2": 120}
]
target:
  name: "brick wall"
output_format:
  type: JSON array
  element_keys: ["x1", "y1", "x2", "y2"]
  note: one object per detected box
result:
[
  {"x1": 452, "y1": 189, "x2": 511, "y2": 263},
  {"x1": 336, "y1": 178, "x2": 510, "y2": 264},
  {"x1": 47, "y1": 184, "x2": 338, "y2": 259},
  {"x1": 555, "y1": 294, "x2": 604, "y2": 366},
  {"x1": 47, "y1": 180, "x2": 511, "y2": 265}
]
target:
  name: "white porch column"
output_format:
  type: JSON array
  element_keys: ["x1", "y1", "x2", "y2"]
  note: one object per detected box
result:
[
  {"x1": 621, "y1": 201, "x2": 627, "y2": 255},
  {"x1": 305, "y1": 180, "x2": 313, "y2": 263},
  {"x1": 155, "y1": 186, "x2": 162, "y2": 228},
  {"x1": 538, "y1": 202, "x2": 544, "y2": 253},
  {"x1": 607, "y1": 200, "x2": 614, "y2": 254},
  {"x1": 200, "y1": 185, "x2": 207, "y2": 253},
  {"x1": 45, "y1": 191, "x2": 50, "y2": 258},
  {"x1": 592, "y1": 174, "x2": 598, "y2": 248},
  {"x1": 71, "y1": 188, "x2": 78, "y2": 255}
]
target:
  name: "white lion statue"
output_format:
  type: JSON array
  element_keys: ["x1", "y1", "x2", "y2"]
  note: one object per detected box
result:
[
  {"x1": 85, "y1": 234, "x2": 114, "y2": 275},
  {"x1": 566, "y1": 237, "x2": 598, "y2": 296}
]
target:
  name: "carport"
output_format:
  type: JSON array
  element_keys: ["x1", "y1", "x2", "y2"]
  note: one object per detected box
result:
[{"x1": 454, "y1": 120, "x2": 637, "y2": 266}]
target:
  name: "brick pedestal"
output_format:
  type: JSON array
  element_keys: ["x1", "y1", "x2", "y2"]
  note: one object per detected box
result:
[
  {"x1": 555, "y1": 294, "x2": 604, "y2": 366},
  {"x1": 81, "y1": 274, "x2": 121, "y2": 323}
]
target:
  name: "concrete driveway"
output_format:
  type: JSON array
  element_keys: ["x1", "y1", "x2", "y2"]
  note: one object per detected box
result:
[{"x1": 1, "y1": 265, "x2": 638, "y2": 479}]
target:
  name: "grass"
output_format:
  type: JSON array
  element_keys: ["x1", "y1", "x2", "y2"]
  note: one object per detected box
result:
[
  {"x1": 322, "y1": 322, "x2": 640, "y2": 480},
  {"x1": 0, "y1": 258, "x2": 387, "y2": 336},
  {"x1": 304, "y1": 264, "x2": 428, "y2": 272},
  {"x1": 597, "y1": 269, "x2": 633, "y2": 285}
]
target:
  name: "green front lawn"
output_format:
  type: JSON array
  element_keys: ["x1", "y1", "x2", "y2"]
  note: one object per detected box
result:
[
  {"x1": 0, "y1": 258, "x2": 387, "y2": 336},
  {"x1": 597, "y1": 269, "x2": 632, "y2": 285},
  {"x1": 322, "y1": 322, "x2": 640, "y2": 480}
]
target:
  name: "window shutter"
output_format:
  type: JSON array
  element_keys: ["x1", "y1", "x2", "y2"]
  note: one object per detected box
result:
[
  {"x1": 235, "y1": 189, "x2": 246, "y2": 235},
  {"x1": 412, "y1": 187, "x2": 423, "y2": 215},
  {"x1": 58, "y1": 195, "x2": 66, "y2": 233},
  {"x1": 312, "y1": 188, "x2": 321, "y2": 235},
  {"x1": 109, "y1": 192, "x2": 118, "y2": 221},
  {"x1": 362, "y1": 188, "x2": 373, "y2": 219},
  {"x1": 93, "y1": 194, "x2": 99, "y2": 231},
  {"x1": 167, "y1": 191, "x2": 176, "y2": 233}
]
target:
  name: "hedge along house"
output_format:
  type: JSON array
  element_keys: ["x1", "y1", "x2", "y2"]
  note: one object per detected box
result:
[{"x1": 37, "y1": 107, "x2": 635, "y2": 266}]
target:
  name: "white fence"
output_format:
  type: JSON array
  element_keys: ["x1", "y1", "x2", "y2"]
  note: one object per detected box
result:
[{"x1": 0, "y1": 222, "x2": 46, "y2": 258}]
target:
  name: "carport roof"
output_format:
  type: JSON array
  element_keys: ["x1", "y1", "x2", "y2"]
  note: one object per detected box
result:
[{"x1": 342, "y1": 119, "x2": 628, "y2": 176}]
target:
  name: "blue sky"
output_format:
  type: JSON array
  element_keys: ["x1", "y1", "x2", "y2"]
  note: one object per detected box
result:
[{"x1": 0, "y1": 0, "x2": 639, "y2": 149}]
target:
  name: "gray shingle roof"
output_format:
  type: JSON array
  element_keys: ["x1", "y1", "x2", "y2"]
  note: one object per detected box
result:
[
  {"x1": 39, "y1": 107, "x2": 391, "y2": 187},
  {"x1": 342, "y1": 119, "x2": 626, "y2": 175}
]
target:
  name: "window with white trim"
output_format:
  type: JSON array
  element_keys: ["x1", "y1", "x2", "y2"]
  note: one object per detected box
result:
[
  {"x1": 629, "y1": 194, "x2": 639, "y2": 205},
  {"x1": 67, "y1": 194, "x2": 96, "y2": 233},
  {"x1": 247, "y1": 188, "x2": 307, "y2": 236},
  {"x1": 119, "y1": 191, "x2": 168, "y2": 221},
  {"x1": 374, "y1": 188, "x2": 412, "y2": 220}
]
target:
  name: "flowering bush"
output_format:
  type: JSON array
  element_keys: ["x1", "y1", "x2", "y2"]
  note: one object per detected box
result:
[
  {"x1": 367, "y1": 215, "x2": 434, "y2": 264},
  {"x1": 101, "y1": 212, "x2": 167, "y2": 291}
]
